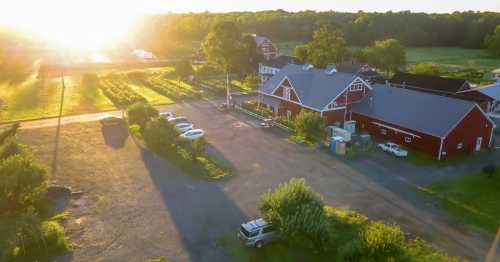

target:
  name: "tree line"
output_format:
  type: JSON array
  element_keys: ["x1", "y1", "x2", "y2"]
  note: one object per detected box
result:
[{"x1": 131, "y1": 10, "x2": 500, "y2": 53}]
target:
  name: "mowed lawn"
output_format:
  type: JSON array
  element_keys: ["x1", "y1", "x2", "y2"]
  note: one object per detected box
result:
[
  {"x1": 406, "y1": 48, "x2": 500, "y2": 71},
  {"x1": 422, "y1": 170, "x2": 500, "y2": 233},
  {"x1": 0, "y1": 75, "x2": 115, "y2": 122}
]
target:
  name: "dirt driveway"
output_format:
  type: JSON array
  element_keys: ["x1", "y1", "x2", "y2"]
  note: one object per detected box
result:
[{"x1": 19, "y1": 100, "x2": 498, "y2": 262}]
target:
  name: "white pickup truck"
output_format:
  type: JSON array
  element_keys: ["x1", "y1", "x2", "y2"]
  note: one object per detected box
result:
[{"x1": 378, "y1": 142, "x2": 408, "y2": 157}]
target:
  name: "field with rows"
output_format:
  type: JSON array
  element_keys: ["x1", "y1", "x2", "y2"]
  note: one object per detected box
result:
[{"x1": 0, "y1": 66, "x2": 256, "y2": 123}]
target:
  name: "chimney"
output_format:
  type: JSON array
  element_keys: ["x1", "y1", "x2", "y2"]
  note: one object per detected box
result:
[{"x1": 385, "y1": 80, "x2": 390, "y2": 88}]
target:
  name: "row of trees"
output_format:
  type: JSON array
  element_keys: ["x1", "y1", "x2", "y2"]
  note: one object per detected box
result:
[
  {"x1": 131, "y1": 10, "x2": 500, "y2": 56},
  {"x1": 294, "y1": 24, "x2": 406, "y2": 75}
]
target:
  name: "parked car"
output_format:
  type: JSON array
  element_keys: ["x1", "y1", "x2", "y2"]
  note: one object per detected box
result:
[
  {"x1": 378, "y1": 142, "x2": 408, "y2": 157},
  {"x1": 238, "y1": 218, "x2": 277, "y2": 248},
  {"x1": 180, "y1": 129, "x2": 205, "y2": 140},
  {"x1": 99, "y1": 114, "x2": 123, "y2": 126},
  {"x1": 160, "y1": 112, "x2": 175, "y2": 120},
  {"x1": 168, "y1": 116, "x2": 189, "y2": 125},
  {"x1": 175, "y1": 122, "x2": 194, "y2": 133}
]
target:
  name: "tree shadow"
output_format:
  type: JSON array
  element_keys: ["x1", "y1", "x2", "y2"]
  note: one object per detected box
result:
[
  {"x1": 101, "y1": 123, "x2": 129, "y2": 149},
  {"x1": 140, "y1": 148, "x2": 247, "y2": 262}
]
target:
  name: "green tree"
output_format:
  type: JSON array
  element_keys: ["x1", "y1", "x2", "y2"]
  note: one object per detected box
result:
[
  {"x1": 180, "y1": 137, "x2": 208, "y2": 161},
  {"x1": 293, "y1": 111, "x2": 326, "y2": 142},
  {"x1": 0, "y1": 154, "x2": 47, "y2": 208},
  {"x1": 236, "y1": 34, "x2": 263, "y2": 76},
  {"x1": 143, "y1": 118, "x2": 178, "y2": 153},
  {"x1": 260, "y1": 178, "x2": 331, "y2": 251},
  {"x1": 408, "y1": 62, "x2": 441, "y2": 76},
  {"x1": 295, "y1": 24, "x2": 349, "y2": 68},
  {"x1": 243, "y1": 74, "x2": 260, "y2": 90},
  {"x1": 126, "y1": 102, "x2": 159, "y2": 129},
  {"x1": 0, "y1": 138, "x2": 27, "y2": 160},
  {"x1": 367, "y1": 38, "x2": 406, "y2": 76},
  {"x1": 485, "y1": 25, "x2": 500, "y2": 58},
  {"x1": 174, "y1": 60, "x2": 194, "y2": 82}
]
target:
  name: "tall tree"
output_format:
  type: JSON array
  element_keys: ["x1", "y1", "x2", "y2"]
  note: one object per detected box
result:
[
  {"x1": 175, "y1": 60, "x2": 194, "y2": 81},
  {"x1": 485, "y1": 24, "x2": 500, "y2": 58},
  {"x1": 367, "y1": 39, "x2": 406, "y2": 76},
  {"x1": 294, "y1": 24, "x2": 349, "y2": 68}
]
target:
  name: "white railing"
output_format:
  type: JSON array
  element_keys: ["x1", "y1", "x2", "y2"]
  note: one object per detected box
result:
[{"x1": 234, "y1": 104, "x2": 295, "y2": 133}]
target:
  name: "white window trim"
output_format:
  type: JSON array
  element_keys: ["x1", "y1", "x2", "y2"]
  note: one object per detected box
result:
[
  {"x1": 372, "y1": 122, "x2": 422, "y2": 138},
  {"x1": 405, "y1": 137, "x2": 412, "y2": 143}
]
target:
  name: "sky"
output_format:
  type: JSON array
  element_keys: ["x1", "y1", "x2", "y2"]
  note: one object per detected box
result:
[{"x1": 0, "y1": 0, "x2": 498, "y2": 49}]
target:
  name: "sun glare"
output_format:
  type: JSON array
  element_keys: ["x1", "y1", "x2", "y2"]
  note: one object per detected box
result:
[{"x1": 0, "y1": 1, "x2": 145, "y2": 51}]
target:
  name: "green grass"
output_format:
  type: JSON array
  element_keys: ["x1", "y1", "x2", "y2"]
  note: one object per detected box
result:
[
  {"x1": 406, "y1": 48, "x2": 500, "y2": 71},
  {"x1": 0, "y1": 75, "x2": 115, "y2": 122},
  {"x1": 422, "y1": 170, "x2": 500, "y2": 233}
]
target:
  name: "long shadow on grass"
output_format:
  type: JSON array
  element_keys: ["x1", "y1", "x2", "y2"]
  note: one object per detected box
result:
[
  {"x1": 101, "y1": 123, "x2": 128, "y2": 149},
  {"x1": 140, "y1": 148, "x2": 247, "y2": 262}
]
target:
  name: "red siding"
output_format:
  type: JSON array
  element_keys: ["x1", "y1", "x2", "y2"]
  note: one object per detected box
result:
[
  {"x1": 334, "y1": 86, "x2": 370, "y2": 106},
  {"x1": 273, "y1": 81, "x2": 299, "y2": 103},
  {"x1": 323, "y1": 110, "x2": 345, "y2": 125},
  {"x1": 351, "y1": 112, "x2": 442, "y2": 158},
  {"x1": 278, "y1": 100, "x2": 303, "y2": 115},
  {"x1": 442, "y1": 106, "x2": 494, "y2": 157}
]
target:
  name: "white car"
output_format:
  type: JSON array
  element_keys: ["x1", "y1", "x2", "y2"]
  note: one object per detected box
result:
[
  {"x1": 180, "y1": 129, "x2": 205, "y2": 140},
  {"x1": 160, "y1": 112, "x2": 175, "y2": 119},
  {"x1": 378, "y1": 142, "x2": 408, "y2": 157},
  {"x1": 168, "y1": 116, "x2": 189, "y2": 125},
  {"x1": 175, "y1": 122, "x2": 194, "y2": 133}
]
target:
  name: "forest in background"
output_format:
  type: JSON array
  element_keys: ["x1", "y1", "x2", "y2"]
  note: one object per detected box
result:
[{"x1": 131, "y1": 10, "x2": 500, "y2": 56}]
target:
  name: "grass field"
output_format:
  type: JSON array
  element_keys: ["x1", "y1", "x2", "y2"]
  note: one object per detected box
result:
[
  {"x1": 406, "y1": 48, "x2": 500, "y2": 71},
  {"x1": 0, "y1": 75, "x2": 115, "y2": 122},
  {"x1": 421, "y1": 169, "x2": 500, "y2": 233},
  {"x1": 276, "y1": 42, "x2": 500, "y2": 71}
]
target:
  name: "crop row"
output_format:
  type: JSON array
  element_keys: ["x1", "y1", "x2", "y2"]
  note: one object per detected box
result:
[{"x1": 99, "y1": 75, "x2": 147, "y2": 108}]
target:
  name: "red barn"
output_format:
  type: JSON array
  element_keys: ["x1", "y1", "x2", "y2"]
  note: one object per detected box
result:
[
  {"x1": 350, "y1": 85, "x2": 496, "y2": 160},
  {"x1": 258, "y1": 64, "x2": 372, "y2": 125}
]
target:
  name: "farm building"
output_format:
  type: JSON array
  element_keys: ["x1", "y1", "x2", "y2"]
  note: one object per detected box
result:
[
  {"x1": 336, "y1": 63, "x2": 381, "y2": 83},
  {"x1": 258, "y1": 55, "x2": 302, "y2": 84},
  {"x1": 389, "y1": 72, "x2": 493, "y2": 109},
  {"x1": 258, "y1": 64, "x2": 371, "y2": 125},
  {"x1": 252, "y1": 34, "x2": 278, "y2": 60},
  {"x1": 350, "y1": 84, "x2": 496, "y2": 160},
  {"x1": 459, "y1": 80, "x2": 500, "y2": 113}
]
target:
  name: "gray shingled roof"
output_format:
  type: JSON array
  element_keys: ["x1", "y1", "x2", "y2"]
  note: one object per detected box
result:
[
  {"x1": 476, "y1": 82, "x2": 500, "y2": 101},
  {"x1": 260, "y1": 64, "x2": 358, "y2": 111},
  {"x1": 350, "y1": 84, "x2": 480, "y2": 138}
]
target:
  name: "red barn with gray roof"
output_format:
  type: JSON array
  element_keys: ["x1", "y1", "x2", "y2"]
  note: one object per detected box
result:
[
  {"x1": 350, "y1": 84, "x2": 496, "y2": 160},
  {"x1": 258, "y1": 64, "x2": 372, "y2": 125}
]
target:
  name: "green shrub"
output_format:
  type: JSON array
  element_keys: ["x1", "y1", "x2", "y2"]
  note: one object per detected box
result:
[
  {"x1": 359, "y1": 221, "x2": 405, "y2": 260},
  {"x1": 144, "y1": 257, "x2": 169, "y2": 262},
  {"x1": 243, "y1": 74, "x2": 260, "y2": 90},
  {"x1": 126, "y1": 102, "x2": 159, "y2": 128},
  {"x1": 293, "y1": 111, "x2": 325, "y2": 142},
  {"x1": 260, "y1": 178, "x2": 331, "y2": 251},
  {"x1": 0, "y1": 154, "x2": 47, "y2": 208},
  {"x1": 143, "y1": 118, "x2": 178, "y2": 152},
  {"x1": 11, "y1": 207, "x2": 71, "y2": 260},
  {"x1": 403, "y1": 238, "x2": 461, "y2": 262},
  {"x1": 0, "y1": 123, "x2": 20, "y2": 145},
  {"x1": 178, "y1": 137, "x2": 208, "y2": 160},
  {"x1": 0, "y1": 138, "x2": 27, "y2": 160},
  {"x1": 195, "y1": 64, "x2": 223, "y2": 79}
]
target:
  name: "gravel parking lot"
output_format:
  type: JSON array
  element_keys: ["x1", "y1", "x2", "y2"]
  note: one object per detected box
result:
[{"x1": 19, "y1": 100, "x2": 498, "y2": 262}]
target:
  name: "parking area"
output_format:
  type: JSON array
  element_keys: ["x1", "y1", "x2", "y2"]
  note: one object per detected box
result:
[{"x1": 19, "y1": 99, "x2": 498, "y2": 262}]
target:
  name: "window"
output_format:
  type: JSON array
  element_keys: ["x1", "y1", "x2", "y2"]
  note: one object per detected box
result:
[
  {"x1": 380, "y1": 129, "x2": 387, "y2": 135},
  {"x1": 283, "y1": 86, "x2": 291, "y2": 100},
  {"x1": 457, "y1": 143, "x2": 463, "y2": 150},
  {"x1": 349, "y1": 81, "x2": 364, "y2": 91},
  {"x1": 405, "y1": 137, "x2": 412, "y2": 143},
  {"x1": 262, "y1": 226, "x2": 275, "y2": 234}
]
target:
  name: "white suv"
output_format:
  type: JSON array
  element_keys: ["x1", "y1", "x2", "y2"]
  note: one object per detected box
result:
[{"x1": 238, "y1": 218, "x2": 277, "y2": 248}]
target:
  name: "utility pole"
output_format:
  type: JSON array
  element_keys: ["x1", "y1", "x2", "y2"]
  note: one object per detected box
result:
[{"x1": 226, "y1": 71, "x2": 231, "y2": 109}]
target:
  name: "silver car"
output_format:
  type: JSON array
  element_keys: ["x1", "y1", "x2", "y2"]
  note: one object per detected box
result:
[{"x1": 238, "y1": 218, "x2": 277, "y2": 248}]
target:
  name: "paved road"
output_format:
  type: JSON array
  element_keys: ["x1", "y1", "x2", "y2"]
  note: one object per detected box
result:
[{"x1": 16, "y1": 100, "x2": 499, "y2": 262}]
